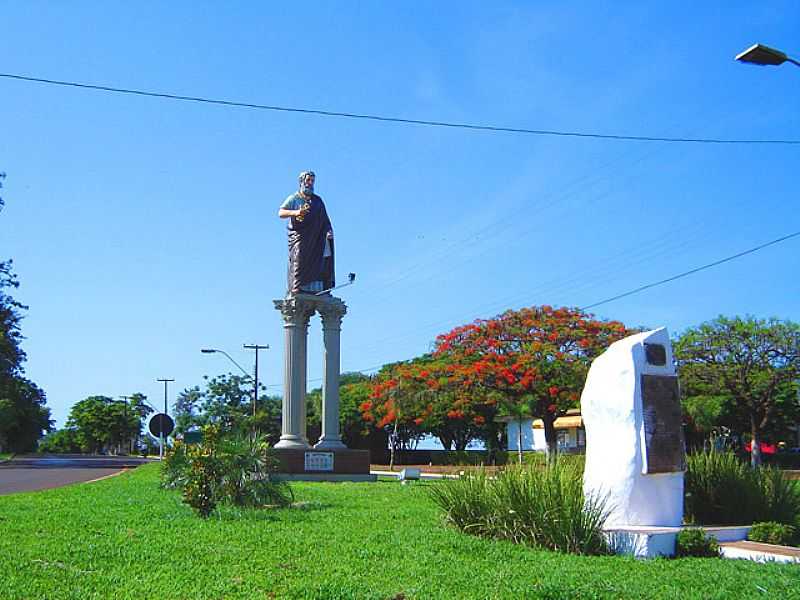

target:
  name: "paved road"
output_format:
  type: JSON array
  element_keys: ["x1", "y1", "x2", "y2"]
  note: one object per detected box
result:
[{"x1": 0, "y1": 455, "x2": 153, "y2": 495}]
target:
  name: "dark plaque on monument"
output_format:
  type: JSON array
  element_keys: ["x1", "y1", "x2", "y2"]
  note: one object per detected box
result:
[{"x1": 640, "y1": 375, "x2": 686, "y2": 474}]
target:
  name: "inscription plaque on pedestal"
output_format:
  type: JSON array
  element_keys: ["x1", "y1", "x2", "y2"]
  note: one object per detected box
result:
[
  {"x1": 304, "y1": 452, "x2": 334, "y2": 472},
  {"x1": 640, "y1": 375, "x2": 686, "y2": 474}
]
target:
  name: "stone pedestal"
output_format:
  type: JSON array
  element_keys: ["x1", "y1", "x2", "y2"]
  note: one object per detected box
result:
[
  {"x1": 272, "y1": 293, "x2": 373, "y2": 481},
  {"x1": 270, "y1": 448, "x2": 374, "y2": 482},
  {"x1": 581, "y1": 327, "x2": 686, "y2": 532}
]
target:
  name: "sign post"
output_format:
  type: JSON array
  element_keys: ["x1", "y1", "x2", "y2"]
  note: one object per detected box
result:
[{"x1": 156, "y1": 378, "x2": 174, "y2": 459}]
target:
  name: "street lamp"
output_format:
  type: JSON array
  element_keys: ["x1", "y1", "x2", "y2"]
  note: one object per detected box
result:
[
  {"x1": 735, "y1": 43, "x2": 800, "y2": 68},
  {"x1": 201, "y1": 348, "x2": 250, "y2": 378}
]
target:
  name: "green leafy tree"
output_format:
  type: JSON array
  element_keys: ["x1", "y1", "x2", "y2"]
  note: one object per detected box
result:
[
  {"x1": 67, "y1": 396, "x2": 117, "y2": 453},
  {"x1": 338, "y1": 372, "x2": 374, "y2": 447},
  {"x1": 173, "y1": 374, "x2": 282, "y2": 443},
  {"x1": 0, "y1": 180, "x2": 53, "y2": 452},
  {"x1": 0, "y1": 377, "x2": 51, "y2": 453},
  {"x1": 675, "y1": 316, "x2": 800, "y2": 466},
  {"x1": 38, "y1": 428, "x2": 82, "y2": 454},
  {"x1": 66, "y1": 395, "x2": 148, "y2": 454},
  {"x1": 307, "y1": 372, "x2": 374, "y2": 448},
  {"x1": 0, "y1": 260, "x2": 26, "y2": 381},
  {"x1": 174, "y1": 385, "x2": 204, "y2": 435}
]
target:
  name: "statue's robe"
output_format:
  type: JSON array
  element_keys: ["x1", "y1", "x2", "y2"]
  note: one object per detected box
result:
[{"x1": 286, "y1": 193, "x2": 335, "y2": 295}]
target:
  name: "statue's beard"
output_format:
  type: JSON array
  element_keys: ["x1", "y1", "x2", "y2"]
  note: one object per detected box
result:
[{"x1": 301, "y1": 184, "x2": 314, "y2": 195}]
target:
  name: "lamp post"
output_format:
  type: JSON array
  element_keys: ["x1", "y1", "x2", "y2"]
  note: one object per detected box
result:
[
  {"x1": 735, "y1": 43, "x2": 800, "y2": 68},
  {"x1": 201, "y1": 348, "x2": 250, "y2": 378}
]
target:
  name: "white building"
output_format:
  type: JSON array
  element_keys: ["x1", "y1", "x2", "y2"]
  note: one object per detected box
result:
[{"x1": 499, "y1": 409, "x2": 586, "y2": 453}]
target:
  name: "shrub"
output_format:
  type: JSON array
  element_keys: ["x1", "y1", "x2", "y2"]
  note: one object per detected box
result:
[
  {"x1": 428, "y1": 460, "x2": 609, "y2": 555},
  {"x1": 162, "y1": 425, "x2": 292, "y2": 518},
  {"x1": 183, "y1": 447, "x2": 220, "y2": 518},
  {"x1": 675, "y1": 528, "x2": 720, "y2": 558},
  {"x1": 748, "y1": 522, "x2": 798, "y2": 547},
  {"x1": 684, "y1": 451, "x2": 800, "y2": 526},
  {"x1": 161, "y1": 440, "x2": 190, "y2": 489},
  {"x1": 216, "y1": 432, "x2": 293, "y2": 508}
]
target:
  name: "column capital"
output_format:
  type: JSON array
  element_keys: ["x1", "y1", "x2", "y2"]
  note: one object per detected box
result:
[
  {"x1": 274, "y1": 296, "x2": 315, "y2": 326},
  {"x1": 318, "y1": 296, "x2": 347, "y2": 329}
]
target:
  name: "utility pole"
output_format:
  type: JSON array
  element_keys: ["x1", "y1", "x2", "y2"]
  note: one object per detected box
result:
[
  {"x1": 243, "y1": 344, "x2": 269, "y2": 421},
  {"x1": 156, "y1": 378, "x2": 174, "y2": 460},
  {"x1": 120, "y1": 395, "x2": 131, "y2": 455}
]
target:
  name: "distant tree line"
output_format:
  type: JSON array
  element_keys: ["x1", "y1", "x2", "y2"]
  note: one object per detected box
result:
[
  {"x1": 171, "y1": 309, "x2": 799, "y2": 469},
  {"x1": 40, "y1": 393, "x2": 155, "y2": 455}
]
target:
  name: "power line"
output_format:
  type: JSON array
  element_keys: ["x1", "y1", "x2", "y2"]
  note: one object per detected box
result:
[
  {"x1": 347, "y1": 226, "x2": 797, "y2": 357},
  {"x1": 234, "y1": 230, "x2": 800, "y2": 388},
  {"x1": 580, "y1": 230, "x2": 800, "y2": 310},
  {"x1": 2, "y1": 71, "x2": 799, "y2": 145}
]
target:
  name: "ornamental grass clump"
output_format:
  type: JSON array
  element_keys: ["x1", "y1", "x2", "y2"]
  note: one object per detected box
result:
[
  {"x1": 428, "y1": 460, "x2": 610, "y2": 555},
  {"x1": 161, "y1": 425, "x2": 293, "y2": 518},
  {"x1": 684, "y1": 451, "x2": 800, "y2": 526}
]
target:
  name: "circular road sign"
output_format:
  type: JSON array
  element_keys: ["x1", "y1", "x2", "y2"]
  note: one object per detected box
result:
[{"x1": 149, "y1": 413, "x2": 175, "y2": 437}]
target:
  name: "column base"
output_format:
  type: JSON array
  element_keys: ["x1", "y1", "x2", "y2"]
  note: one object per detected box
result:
[
  {"x1": 274, "y1": 435, "x2": 311, "y2": 450},
  {"x1": 314, "y1": 437, "x2": 347, "y2": 450}
]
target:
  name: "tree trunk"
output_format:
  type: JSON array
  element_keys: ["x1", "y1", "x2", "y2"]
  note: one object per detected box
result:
[
  {"x1": 516, "y1": 417, "x2": 523, "y2": 465},
  {"x1": 750, "y1": 414, "x2": 762, "y2": 468},
  {"x1": 484, "y1": 421, "x2": 501, "y2": 465},
  {"x1": 542, "y1": 412, "x2": 558, "y2": 466},
  {"x1": 437, "y1": 432, "x2": 453, "y2": 451},
  {"x1": 389, "y1": 418, "x2": 399, "y2": 471}
]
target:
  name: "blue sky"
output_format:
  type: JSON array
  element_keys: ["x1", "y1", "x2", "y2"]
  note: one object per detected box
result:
[{"x1": 2, "y1": 2, "x2": 798, "y2": 428}]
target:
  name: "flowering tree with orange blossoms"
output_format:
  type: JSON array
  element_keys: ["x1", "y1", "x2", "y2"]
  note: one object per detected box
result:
[
  {"x1": 362, "y1": 356, "x2": 498, "y2": 459},
  {"x1": 433, "y1": 305, "x2": 634, "y2": 463},
  {"x1": 360, "y1": 361, "x2": 429, "y2": 469}
]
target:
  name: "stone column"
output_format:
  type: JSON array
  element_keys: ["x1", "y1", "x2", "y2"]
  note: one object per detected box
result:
[
  {"x1": 314, "y1": 297, "x2": 347, "y2": 450},
  {"x1": 273, "y1": 297, "x2": 314, "y2": 449}
]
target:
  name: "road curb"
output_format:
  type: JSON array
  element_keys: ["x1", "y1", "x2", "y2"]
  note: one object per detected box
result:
[{"x1": 82, "y1": 468, "x2": 129, "y2": 485}]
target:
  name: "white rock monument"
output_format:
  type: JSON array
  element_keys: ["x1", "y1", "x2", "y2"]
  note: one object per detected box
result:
[{"x1": 581, "y1": 327, "x2": 686, "y2": 531}]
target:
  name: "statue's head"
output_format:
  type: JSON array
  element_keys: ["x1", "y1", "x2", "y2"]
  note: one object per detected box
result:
[{"x1": 298, "y1": 171, "x2": 316, "y2": 195}]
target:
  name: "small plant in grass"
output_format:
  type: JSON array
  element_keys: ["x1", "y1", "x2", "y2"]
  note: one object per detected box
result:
[
  {"x1": 162, "y1": 425, "x2": 292, "y2": 518},
  {"x1": 748, "y1": 522, "x2": 798, "y2": 547},
  {"x1": 183, "y1": 446, "x2": 220, "y2": 518},
  {"x1": 428, "y1": 460, "x2": 610, "y2": 555},
  {"x1": 675, "y1": 528, "x2": 720, "y2": 558}
]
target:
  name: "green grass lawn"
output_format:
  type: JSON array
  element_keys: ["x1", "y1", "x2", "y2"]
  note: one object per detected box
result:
[{"x1": 1, "y1": 464, "x2": 798, "y2": 600}]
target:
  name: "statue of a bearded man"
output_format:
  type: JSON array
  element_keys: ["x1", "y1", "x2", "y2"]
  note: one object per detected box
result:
[{"x1": 278, "y1": 171, "x2": 335, "y2": 296}]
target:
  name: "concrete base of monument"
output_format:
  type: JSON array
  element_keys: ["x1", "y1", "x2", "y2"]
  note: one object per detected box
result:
[
  {"x1": 270, "y1": 448, "x2": 376, "y2": 482},
  {"x1": 605, "y1": 525, "x2": 751, "y2": 559}
]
